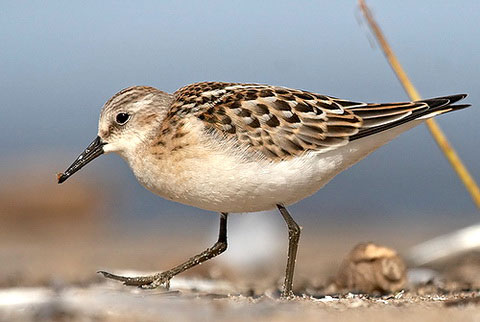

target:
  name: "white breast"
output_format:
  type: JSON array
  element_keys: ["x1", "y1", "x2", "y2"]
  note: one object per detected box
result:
[{"x1": 126, "y1": 120, "x2": 421, "y2": 213}]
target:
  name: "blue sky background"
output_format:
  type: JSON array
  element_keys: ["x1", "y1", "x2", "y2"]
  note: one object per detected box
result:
[{"x1": 1, "y1": 1, "x2": 479, "y2": 226}]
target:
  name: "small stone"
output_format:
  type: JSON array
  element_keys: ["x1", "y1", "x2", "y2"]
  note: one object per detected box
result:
[{"x1": 335, "y1": 242, "x2": 407, "y2": 294}]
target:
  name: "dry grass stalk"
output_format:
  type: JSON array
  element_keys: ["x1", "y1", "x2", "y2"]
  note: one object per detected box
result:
[{"x1": 358, "y1": 0, "x2": 480, "y2": 208}]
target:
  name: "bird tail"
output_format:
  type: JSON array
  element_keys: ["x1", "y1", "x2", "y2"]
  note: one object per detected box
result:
[{"x1": 350, "y1": 94, "x2": 470, "y2": 141}]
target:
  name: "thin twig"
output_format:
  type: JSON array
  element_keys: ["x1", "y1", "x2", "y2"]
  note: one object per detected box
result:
[{"x1": 358, "y1": 0, "x2": 480, "y2": 209}]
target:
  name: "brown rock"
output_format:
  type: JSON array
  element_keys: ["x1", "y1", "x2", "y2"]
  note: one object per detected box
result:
[{"x1": 335, "y1": 242, "x2": 407, "y2": 294}]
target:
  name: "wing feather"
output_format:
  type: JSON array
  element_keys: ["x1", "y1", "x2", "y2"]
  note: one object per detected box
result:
[{"x1": 169, "y1": 82, "x2": 468, "y2": 161}]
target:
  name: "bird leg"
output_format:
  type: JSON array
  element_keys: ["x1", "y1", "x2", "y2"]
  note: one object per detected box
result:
[
  {"x1": 277, "y1": 204, "x2": 301, "y2": 298},
  {"x1": 99, "y1": 212, "x2": 228, "y2": 289}
]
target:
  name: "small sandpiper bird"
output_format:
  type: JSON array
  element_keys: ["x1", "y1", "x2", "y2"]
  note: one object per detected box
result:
[{"x1": 57, "y1": 82, "x2": 469, "y2": 297}]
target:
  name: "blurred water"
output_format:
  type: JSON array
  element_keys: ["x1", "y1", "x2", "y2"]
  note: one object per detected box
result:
[{"x1": 0, "y1": 1, "x2": 479, "y2": 225}]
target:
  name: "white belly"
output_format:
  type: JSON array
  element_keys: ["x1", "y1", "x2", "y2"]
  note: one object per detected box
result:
[{"x1": 129, "y1": 121, "x2": 421, "y2": 213}]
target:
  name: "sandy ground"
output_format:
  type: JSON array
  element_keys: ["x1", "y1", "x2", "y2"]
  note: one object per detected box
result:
[
  {"x1": 1, "y1": 282, "x2": 480, "y2": 322},
  {"x1": 1, "y1": 216, "x2": 480, "y2": 322}
]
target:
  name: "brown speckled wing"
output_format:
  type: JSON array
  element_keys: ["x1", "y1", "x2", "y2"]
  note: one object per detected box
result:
[{"x1": 170, "y1": 82, "x2": 468, "y2": 161}]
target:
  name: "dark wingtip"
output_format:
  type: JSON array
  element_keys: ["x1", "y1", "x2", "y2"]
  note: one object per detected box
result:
[
  {"x1": 434, "y1": 93, "x2": 468, "y2": 100},
  {"x1": 446, "y1": 93, "x2": 468, "y2": 104},
  {"x1": 57, "y1": 172, "x2": 67, "y2": 184},
  {"x1": 449, "y1": 104, "x2": 471, "y2": 110},
  {"x1": 419, "y1": 94, "x2": 469, "y2": 109}
]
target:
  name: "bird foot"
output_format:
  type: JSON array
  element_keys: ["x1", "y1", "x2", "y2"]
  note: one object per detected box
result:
[{"x1": 98, "y1": 270, "x2": 173, "y2": 289}]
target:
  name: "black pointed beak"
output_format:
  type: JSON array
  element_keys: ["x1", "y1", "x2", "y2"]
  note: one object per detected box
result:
[{"x1": 57, "y1": 136, "x2": 106, "y2": 184}]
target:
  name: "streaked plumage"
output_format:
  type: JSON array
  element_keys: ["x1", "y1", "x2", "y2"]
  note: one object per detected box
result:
[{"x1": 167, "y1": 82, "x2": 468, "y2": 161}]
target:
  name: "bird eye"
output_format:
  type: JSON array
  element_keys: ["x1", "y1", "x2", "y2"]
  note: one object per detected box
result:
[{"x1": 115, "y1": 113, "x2": 130, "y2": 125}]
